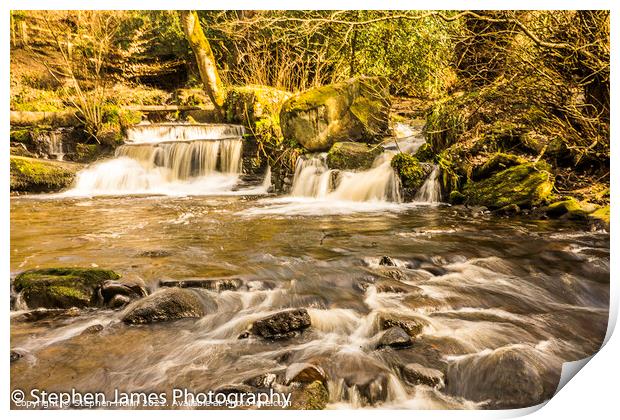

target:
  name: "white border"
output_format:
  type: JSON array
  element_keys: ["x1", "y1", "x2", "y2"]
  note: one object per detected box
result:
[{"x1": 2, "y1": 1, "x2": 617, "y2": 419}]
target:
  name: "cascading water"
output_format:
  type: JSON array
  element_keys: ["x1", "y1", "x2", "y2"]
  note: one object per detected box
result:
[
  {"x1": 66, "y1": 124, "x2": 265, "y2": 197},
  {"x1": 414, "y1": 166, "x2": 442, "y2": 203},
  {"x1": 35, "y1": 130, "x2": 65, "y2": 161},
  {"x1": 290, "y1": 152, "x2": 402, "y2": 202}
]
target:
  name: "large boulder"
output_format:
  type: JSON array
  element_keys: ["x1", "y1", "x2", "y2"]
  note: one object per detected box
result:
[
  {"x1": 463, "y1": 162, "x2": 554, "y2": 209},
  {"x1": 251, "y1": 308, "x2": 311, "y2": 340},
  {"x1": 13, "y1": 268, "x2": 121, "y2": 309},
  {"x1": 280, "y1": 77, "x2": 390, "y2": 152},
  {"x1": 390, "y1": 153, "x2": 432, "y2": 191},
  {"x1": 122, "y1": 287, "x2": 206, "y2": 324},
  {"x1": 326, "y1": 141, "x2": 382, "y2": 170},
  {"x1": 10, "y1": 156, "x2": 83, "y2": 193}
]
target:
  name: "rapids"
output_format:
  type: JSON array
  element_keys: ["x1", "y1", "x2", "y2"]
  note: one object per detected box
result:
[{"x1": 10, "y1": 195, "x2": 609, "y2": 409}]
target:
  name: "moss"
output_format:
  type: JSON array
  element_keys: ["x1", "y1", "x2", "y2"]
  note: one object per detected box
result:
[
  {"x1": 10, "y1": 128, "x2": 32, "y2": 144},
  {"x1": 391, "y1": 153, "x2": 426, "y2": 190},
  {"x1": 449, "y1": 190, "x2": 466, "y2": 204},
  {"x1": 473, "y1": 153, "x2": 527, "y2": 181},
  {"x1": 290, "y1": 381, "x2": 329, "y2": 410},
  {"x1": 589, "y1": 205, "x2": 610, "y2": 225},
  {"x1": 74, "y1": 143, "x2": 102, "y2": 163},
  {"x1": 14, "y1": 268, "x2": 120, "y2": 309},
  {"x1": 10, "y1": 156, "x2": 80, "y2": 193},
  {"x1": 463, "y1": 162, "x2": 554, "y2": 209},
  {"x1": 546, "y1": 198, "x2": 598, "y2": 219},
  {"x1": 326, "y1": 142, "x2": 382, "y2": 170},
  {"x1": 414, "y1": 142, "x2": 434, "y2": 162}
]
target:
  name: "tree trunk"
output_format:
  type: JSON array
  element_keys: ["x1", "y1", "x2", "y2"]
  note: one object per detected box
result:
[{"x1": 179, "y1": 11, "x2": 225, "y2": 117}]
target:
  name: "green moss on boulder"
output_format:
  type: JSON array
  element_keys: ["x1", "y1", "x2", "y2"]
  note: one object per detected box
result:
[
  {"x1": 589, "y1": 205, "x2": 610, "y2": 228},
  {"x1": 414, "y1": 143, "x2": 434, "y2": 162},
  {"x1": 10, "y1": 156, "x2": 82, "y2": 193},
  {"x1": 289, "y1": 380, "x2": 329, "y2": 410},
  {"x1": 463, "y1": 162, "x2": 554, "y2": 209},
  {"x1": 473, "y1": 153, "x2": 527, "y2": 181},
  {"x1": 280, "y1": 77, "x2": 390, "y2": 152},
  {"x1": 546, "y1": 198, "x2": 599, "y2": 219},
  {"x1": 326, "y1": 142, "x2": 382, "y2": 170},
  {"x1": 14, "y1": 268, "x2": 121, "y2": 309},
  {"x1": 391, "y1": 153, "x2": 428, "y2": 190}
]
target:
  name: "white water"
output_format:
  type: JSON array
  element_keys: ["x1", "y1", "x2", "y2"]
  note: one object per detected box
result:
[
  {"x1": 65, "y1": 124, "x2": 266, "y2": 197},
  {"x1": 414, "y1": 166, "x2": 442, "y2": 203},
  {"x1": 126, "y1": 123, "x2": 245, "y2": 144}
]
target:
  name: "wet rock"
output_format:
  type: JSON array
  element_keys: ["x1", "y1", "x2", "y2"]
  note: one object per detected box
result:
[
  {"x1": 419, "y1": 263, "x2": 447, "y2": 276},
  {"x1": 377, "y1": 327, "x2": 412, "y2": 349},
  {"x1": 160, "y1": 278, "x2": 243, "y2": 292},
  {"x1": 214, "y1": 384, "x2": 258, "y2": 396},
  {"x1": 243, "y1": 373, "x2": 278, "y2": 389},
  {"x1": 280, "y1": 76, "x2": 390, "y2": 152},
  {"x1": 109, "y1": 294, "x2": 132, "y2": 309},
  {"x1": 98, "y1": 280, "x2": 147, "y2": 307},
  {"x1": 285, "y1": 363, "x2": 327, "y2": 386},
  {"x1": 237, "y1": 331, "x2": 250, "y2": 339},
  {"x1": 290, "y1": 380, "x2": 329, "y2": 410},
  {"x1": 251, "y1": 309, "x2": 311, "y2": 340},
  {"x1": 122, "y1": 287, "x2": 206, "y2": 324},
  {"x1": 379, "y1": 256, "x2": 396, "y2": 267},
  {"x1": 344, "y1": 371, "x2": 389, "y2": 405},
  {"x1": 378, "y1": 314, "x2": 425, "y2": 337},
  {"x1": 493, "y1": 203, "x2": 521, "y2": 216},
  {"x1": 13, "y1": 268, "x2": 121, "y2": 309},
  {"x1": 374, "y1": 279, "x2": 421, "y2": 294},
  {"x1": 391, "y1": 153, "x2": 432, "y2": 194},
  {"x1": 10, "y1": 349, "x2": 25, "y2": 363},
  {"x1": 80, "y1": 324, "x2": 104, "y2": 335},
  {"x1": 445, "y1": 347, "x2": 547, "y2": 409},
  {"x1": 401, "y1": 363, "x2": 444, "y2": 388},
  {"x1": 12, "y1": 307, "x2": 80, "y2": 322}
]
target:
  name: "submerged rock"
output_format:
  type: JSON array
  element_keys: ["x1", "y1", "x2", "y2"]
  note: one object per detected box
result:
[
  {"x1": 445, "y1": 347, "x2": 548, "y2": 409},
  {"x1": 122, "y1": 287, "x2": 206, "y2": 324},
  {"x1": 280, "y1": 77, "x2": 390, "y2": 152},
  {"x1": 10, "y1": 349, "x2": 25, "y2": 363},
  {"x1": 11, "y1": 307, "x2": 80, "y2": 322},
  {"x1": 80, "y1": 324, "x2": 104, "y2": 335},
  {"x1": 251, "y1": 309, "x2": 311, "y2": 340},
  {"x1": 463, "y1": 162, "x2": 554, "y2": 209},
  {"x1": 343, "y1": 370, "x2": 389, "y2": 405},
  {"x1": 377, "y1": 327, "x2": 412, "y2": 349},
  {"x1": 159, "y1": 277, "x2": 242, "y2": 292},
  {"x1": 378, "y1": 256, "x2": 396, "y2": 267},
  {"x1": 326, "y1": 141, "x2": 382, "y2": 170},
  {"x1": 401, "y1": 363, "x2": 444, "y2": 388},
  {"x1": 13, "y1": 268, "x2": 121, "y2": 309}
]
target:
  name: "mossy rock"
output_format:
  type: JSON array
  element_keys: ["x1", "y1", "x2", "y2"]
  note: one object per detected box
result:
[
  {"x1": 473, "y1": 153, "x2": 527, "y2": 181},
  {"x1": 13, "y1": 268, "x2": 121, "y2": 309},
  {"x1": 10, "y1": 156, "x2": 82, "y2": 193},
  {"x1": 74, "y1": 143, "x2": 104, "y2": 163},
  {"x1": 289, "y1": 380, "x2": 329, "y2": 410},
  {"x1": 225, "y1": 85, "x2": 292, "y2": 128},
  {"x1": 326, "y1": 142, "x2": 382, "y2": 170},
  {"x1": 589, "y1": 205, "x2": 610, "y2": 228},
  {"x1": 463, "y1": 162, "x2": 554, "y2": 209},
  {"x1": 391, "y1": 153, "x2": 429, "y2": 191},
  {"x1": 546, "y1": 198, "x2": 599, "y2": 220},
  {"x1": 414, "y1": 142, "x2": 434, "y2": 162},
  {"x1": 280, "y1": 77, "x2": 390, "y2": 152},
  {"x1": 449, "y1": 190, "x2": 466, "y2": 205}
]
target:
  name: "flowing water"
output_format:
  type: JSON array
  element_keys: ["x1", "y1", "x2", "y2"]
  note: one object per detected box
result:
[{"x1": 9, "y1": 123, "x2": 610, "y2": 409}]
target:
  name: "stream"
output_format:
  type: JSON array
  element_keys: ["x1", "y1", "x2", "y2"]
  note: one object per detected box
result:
[{"x1": 10, "y1": 123, "x2": 610, "y2": 409}]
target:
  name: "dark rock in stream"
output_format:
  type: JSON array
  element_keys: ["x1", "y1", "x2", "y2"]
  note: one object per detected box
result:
[
  {"x1": 285, "y1": 363, "x2": 327, "y2": 385},
  {"x1": 377, "y1": 327, "x2": 412, "y2": 349},
  {"x1": 10, "y1": 349, "x2": 25, "y2": 363},
  {"x1": 243, "y1": 372, "x2": 278, "y2": 389},
  {"x1": 378, "y1": 313, "x2": 426, "y2": 337},
  {"x1": 289, "y1": 380, "x2": 330, "y2": 410},
  {"x1": 122, "y1": 287, "x2": 206, "y2": 324},
  {"x1": 109, "y1": 294, "x2": 132, "y2": 309},
  {"x1": 401, "y1": 363, "x2": 444, "y2": 388},
  {"x1": 98, "y1": 280, "x2": 147, "y2": 308},
  {"x1": 136, "y1": 250, "x2": 172, "y2": 258},
  {"x1": 160, "y1": 278, "x2": 243, "y2": 292},
  {"x1": 251, "y1": 309, "x2": 311, "y2": 340},
  {"x1": 80, "y1": 324, "x2": 104, "y2": 335},
  {"x1": 344, "y1": 370, "x2": 389, "y2": 405},
  {"x1": 379, "y1": 256, "x2": 396, "y2": 266}
]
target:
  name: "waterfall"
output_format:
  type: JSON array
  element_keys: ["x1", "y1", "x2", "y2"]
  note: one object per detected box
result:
[
  {"x1": 414, "y1": 166, "x2": 441, "y2": 203},
  {"x1": 35, "y1": 130, "x2": 65, "y2": 160},
  {"x1": 126, "y1": 124, "x2": 245, "y2": 144},
  {"x1": 290, "y1": 152, "x2": 402, "y2": 202},
  {"x1": 67, "y1": 124, "x2": 249, "y2": 196}
]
